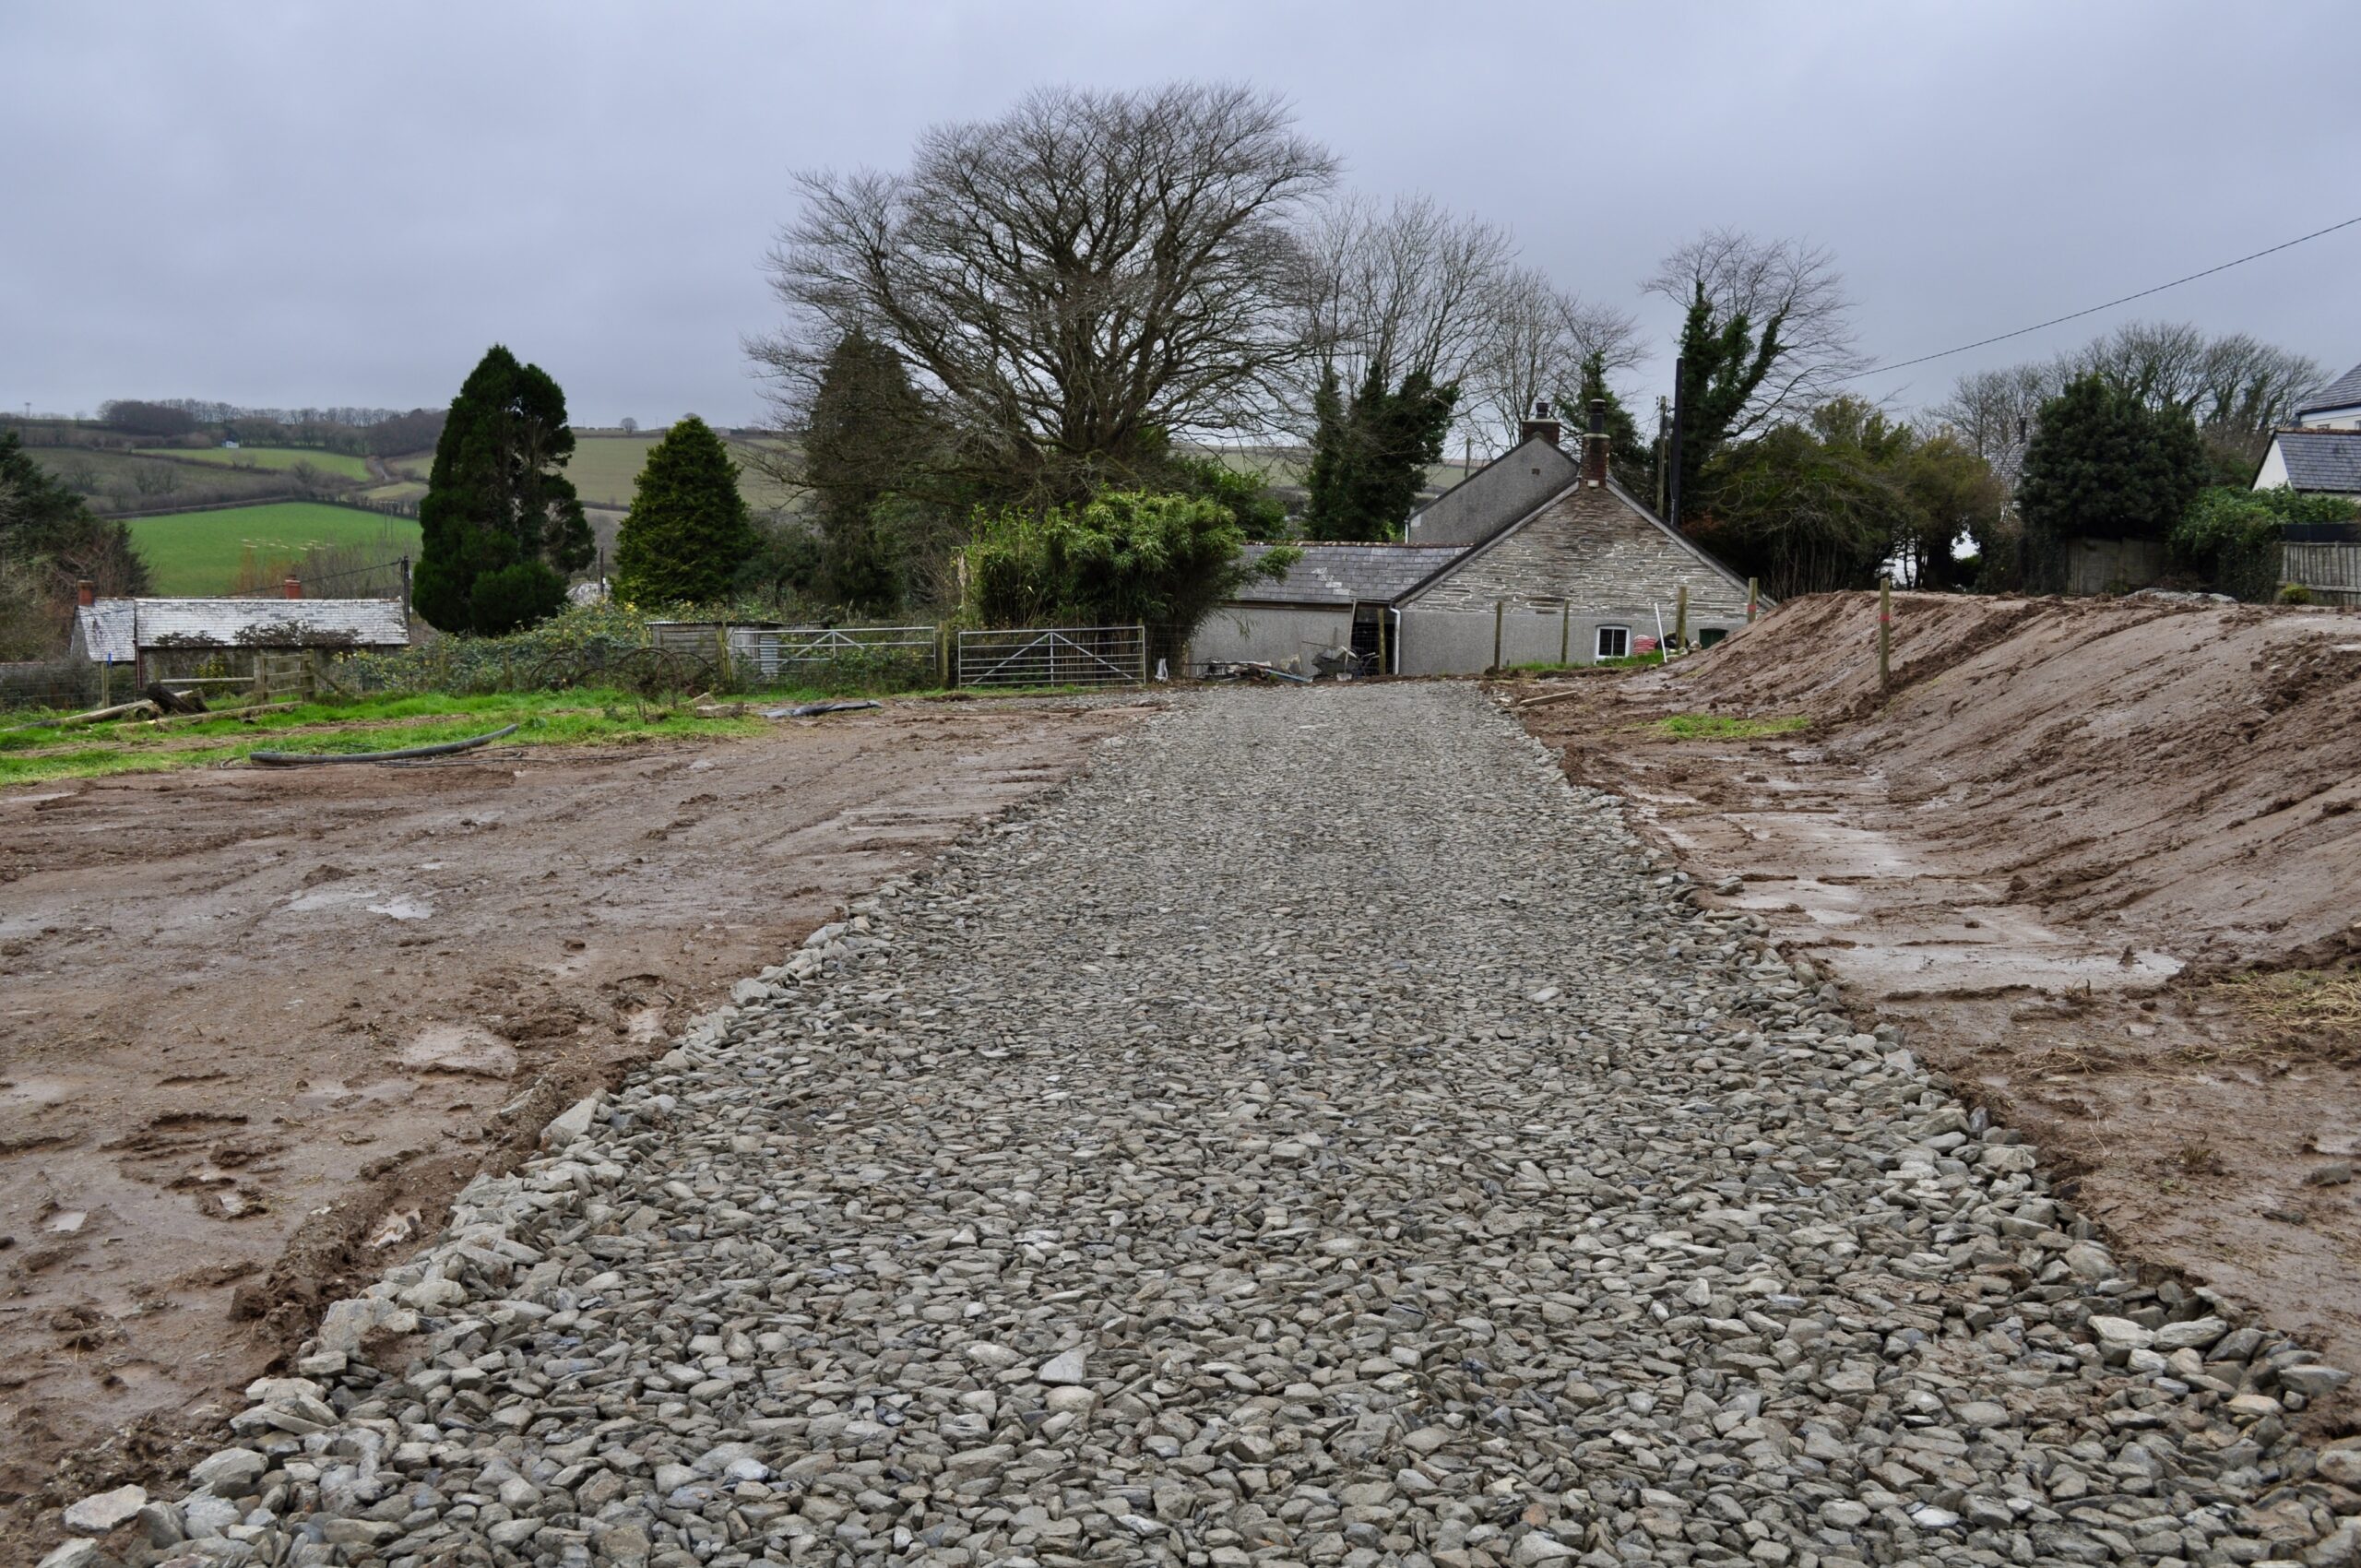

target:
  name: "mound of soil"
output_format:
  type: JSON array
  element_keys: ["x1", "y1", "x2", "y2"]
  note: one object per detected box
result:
[
  {"x1": 1513, "y1": 590, "x2": 2361, "y2": 1417},
  {"x1": 1661, "y1": 591, "x2": 2361, "y2": 959}
]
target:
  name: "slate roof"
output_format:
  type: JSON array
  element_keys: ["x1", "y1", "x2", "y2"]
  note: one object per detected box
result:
[
  {"x1": 83, "y1": 597, "x2": 410, "y2": 653},
  {"x1": 74, "y1": 600, "x2": 136, "y2": 663},
  {"x1": 2296, "y1": 361, "x2": 2361, "y2": 420},
  {"x1": 1232, "y1": 543, "x2": 1468, "y2": 606},
  {"x1": 2272, "y1": 429, "x2": 2361, "y2": 493}
]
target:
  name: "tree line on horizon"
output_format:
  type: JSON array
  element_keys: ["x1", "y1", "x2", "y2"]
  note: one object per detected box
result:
[{"x1": 386, "y1": 80, "x2": 2354, "y2": 636}]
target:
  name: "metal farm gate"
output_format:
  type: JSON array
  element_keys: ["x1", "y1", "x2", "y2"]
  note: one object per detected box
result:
[
  {"x1": 955, "y1": 625, "x2": 1147, "y2": 689},
  {"x1": 726, "y1": 624, "x2": 937, "y2": 682}
]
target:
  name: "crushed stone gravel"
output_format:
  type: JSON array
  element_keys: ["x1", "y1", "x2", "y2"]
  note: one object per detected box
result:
[{"x1": 86, "y1": 684, "x2": 2361, "y2": 1568}]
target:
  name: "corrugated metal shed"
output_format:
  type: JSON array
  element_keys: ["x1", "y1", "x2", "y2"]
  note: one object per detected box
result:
[{"x1": 1233, "y1": 543, "x2": 1468, "y2": 606}]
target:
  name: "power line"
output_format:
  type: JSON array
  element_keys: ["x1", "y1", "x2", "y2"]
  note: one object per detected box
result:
[{"x1": 1844, "y1": 214, "x2": 2361, "y2": 382}]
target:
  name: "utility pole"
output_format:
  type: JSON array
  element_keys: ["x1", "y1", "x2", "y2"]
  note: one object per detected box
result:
[
  {"x1": 1654, "y1": 396, "x2": 1670, "y2": 518},
  {"x1": 1667, "y1": 356, "x2": 1687, "y2": 529}
]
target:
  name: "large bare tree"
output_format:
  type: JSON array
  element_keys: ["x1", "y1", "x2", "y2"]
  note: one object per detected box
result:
[
  {"x1": 1928, "y1": 362, "x2": 2054, "y2": 482},
  {"x1": 1293, "y1": 196, "x2": 1514, "y2": 408},
  {"x1": 1644, "y1": 228, "x2": 1862, "y2": 441},
  {"x1": 1469, "y1": 267, "x2": 1642, "y2": 448},
  {"x1": 1934, "y1": 322, "x2": 2320, "y2": 483},
  {"x1": 751, "y1": 83, "x2": 1338, "y2": 502}
]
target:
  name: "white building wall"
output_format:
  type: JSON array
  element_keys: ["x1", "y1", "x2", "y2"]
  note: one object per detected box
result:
[
  {"x1": 1396, "y1": 605, "x2": 1749, "y2": 675},
  {"x1": 1188, "y1": 604, "x2": 1354, "y2": 673},
  {"x1": 2254, "y1": 441, "x2": 2292, "y2": 490}
]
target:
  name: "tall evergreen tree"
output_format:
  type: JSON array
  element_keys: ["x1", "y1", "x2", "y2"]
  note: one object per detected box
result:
[
  {"x1": 413, "y1": 345, "x2": 594, "y2": 635},
  {"x1": 612, "y1": 417, "x2": 758, "y2": 604},
  {"x1": 2017, "y1": 373, "x2": 2208, "y2": 552},
  {"x1": 1302, "y1": 364, "x2": 1456, "y2": 540},
  {"x1": 0, "y1": 430, "x2": 150, "y2": 600},
  {"x1": 805, "y1": 329, "x2": 932, "y2": 612},
  {"x1": 1667, "y1": 285, "x2": 1784, "y2": 523},
  {"x1": 1561, "y1": 351, "x2": 1649, "y2": 489}
]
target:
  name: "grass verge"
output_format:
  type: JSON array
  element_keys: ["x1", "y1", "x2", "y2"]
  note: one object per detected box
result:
[
  {"x1": 2180, "y1": 968, "x2": 2361, "y2": 1065},
  {"x1": 1651, "y1": 713, "x2": 1809, "y2": 741},
  {"x1": 0, "y1": 689, "x2": 771, "y2": 787}
]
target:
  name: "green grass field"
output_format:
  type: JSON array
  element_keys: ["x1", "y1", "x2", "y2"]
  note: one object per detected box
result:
[
  {"x1": 135, "y1": 445, "x2": 374, "y2": 482},
  {"x1": 387, "y1": 434, "x2": 799, "y2": 511},
  {"x1": 125, "y1": 503, "x2": 421, "y2": 595},
  {"x1": 0, "y1": 690, "x2": 766, "y2": 787}
]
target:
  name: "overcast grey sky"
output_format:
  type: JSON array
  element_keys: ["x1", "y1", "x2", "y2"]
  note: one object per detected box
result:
[{"x1": 6, "y1": 0, "x2": 2357, "y2": 430}]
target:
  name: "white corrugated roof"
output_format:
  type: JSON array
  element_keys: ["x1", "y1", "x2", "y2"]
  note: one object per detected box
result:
[
  {"x1": 75, "y1": 600, "x2": 136, "y2": 662},
  {"x1": 86, "y1": 597, "x2": 410, "y2": 651}
]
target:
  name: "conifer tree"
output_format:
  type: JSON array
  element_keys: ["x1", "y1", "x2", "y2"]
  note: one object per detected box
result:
[
  {"x1": 612, "y1": 417, "x2": 757, "y2": 604},
  {"x1": 1302, "y1": 364, "x2": 1456, "y2": 540},
  {"x1": 414, "y1": 345, "x2": 593, "y2": 634},
  {"x1": 805, "y1": 329, "x2": 932, "y2": 612}
]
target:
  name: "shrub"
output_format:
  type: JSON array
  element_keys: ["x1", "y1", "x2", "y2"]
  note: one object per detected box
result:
[
  {"x1": 469, "y1": 562, "x2": 569, "y2": 636},
  {"x1": 2172, "y1": 486, "x2": 2358, "y2": 601},
  {"x1": 961, "y1": 489, "x2": 1297, "y2": 665}
]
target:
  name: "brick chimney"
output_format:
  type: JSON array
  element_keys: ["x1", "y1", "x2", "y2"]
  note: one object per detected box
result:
[
  {"x1": 1583, "y1": 398, "x2": 1609, "y2": 487},
  {"x1": 76, "y1": 579, "x2": 95, "y2": 608},
  {"x1": 1518, "y1": 399, "x2": 1562, "y2": 448},
  {"x1": 283, "y1": 576, "x2": 303, "y2": 600}
]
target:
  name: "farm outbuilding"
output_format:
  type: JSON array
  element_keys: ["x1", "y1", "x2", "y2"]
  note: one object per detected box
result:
[
  {"x1": 1190, "y1": 402, "x2": 1760, "y2": 676},
  {"x1": 69, "y1": 579, "x2": 409, "y2": 702}
]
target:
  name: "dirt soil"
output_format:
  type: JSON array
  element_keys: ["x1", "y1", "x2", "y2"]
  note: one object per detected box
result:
[
  {"x1": 0, "y1": 695, "x2": 1147, "y2": 1542},
  {"x1": 1513, "y1": 590, "x2": 2361, "y2": 1422}
]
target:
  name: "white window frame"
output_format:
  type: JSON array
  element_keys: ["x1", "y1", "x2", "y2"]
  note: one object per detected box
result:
[{"x1": 1595, "y1": 624, "x2": 1631, "y2": 660}]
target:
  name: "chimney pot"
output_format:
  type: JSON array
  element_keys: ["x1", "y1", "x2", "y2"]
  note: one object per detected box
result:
[
  {"x1": 1518, "y1": 401, "x2": 1564, "y2": 449},
  {"x1": 77, "y1": 579, "x2": 95, "y2": 608},
  {"x1": 1583, "y1": 399, "x2": 1610, "y2": 486},
  {"x1": 283, "y1": 576, "x2": 302, "y2": 600}
]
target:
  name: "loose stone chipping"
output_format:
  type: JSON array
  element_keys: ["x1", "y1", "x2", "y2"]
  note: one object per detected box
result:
[{"x1": 102, "y1": 685, "x2": 2361, "y2": 1568}]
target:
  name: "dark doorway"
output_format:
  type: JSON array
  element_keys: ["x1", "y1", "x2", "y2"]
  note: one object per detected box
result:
[{"x1": 1350, "y1": 603, "x2": 1393, "y2": 674}]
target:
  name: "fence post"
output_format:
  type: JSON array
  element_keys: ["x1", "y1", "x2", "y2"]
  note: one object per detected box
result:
[
  {"x1": 936, "y1": 624, "x2": 950, "y2": 689},
  {"x1": 1674, "y1": 585, "x2": 1689, "y2": 650},
  {"x1": 1878, "y1": 575, "x2": 1892, "y2": 690},
  {"x1": 714, "y1": 623, "x2": 734, "y2": 692},
  {"x1": 1135, "y1": 623, "x2": 1147, "y2": 684},
  {"x1": 1492, "y1": 600, "x2": 1504, "y2": 672},
  {"x1": 1746, "y1": 576, "x2": 1759, "y2": 623},
  {"x1": 1559, "y1": 603, "x2": 1570, "y2": 666},
  {"x1": 1377, "y1": 610, "x2": 1389, "y2": 676}
]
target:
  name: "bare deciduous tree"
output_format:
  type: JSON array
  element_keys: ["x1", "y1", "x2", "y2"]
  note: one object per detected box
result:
[
  {"x1": 1928, "y1": 362, "x2": 2054, "y2": 482},
  {"x1": 1644, "y1": 228, "x2": 1862, "y2": 439},
  {"x1": 1935, "y1": 322, "x2": 2320, "y2": 482},
  {"x1": 1294, "y1": 196, "x2": 1515, "y2": 407},
  {"x1": 751, "y1": 83, "x2": 1339, "y2": 501},
  {"x1": 1469, "y1": 267, "x2": 1642, "y2": 448}
]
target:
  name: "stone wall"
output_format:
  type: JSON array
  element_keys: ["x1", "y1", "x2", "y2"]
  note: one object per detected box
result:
[{"x1": 1408, "y1": 481, "x2": 1752, "y2": 617}]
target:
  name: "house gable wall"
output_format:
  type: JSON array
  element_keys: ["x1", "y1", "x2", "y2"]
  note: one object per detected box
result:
[
  {"x1": 1406, "y1": 437, "x2": 1579, "y2": 547},
  {"x1": 1406, "y1": 483, "x2": 1751, "y2": 617}
]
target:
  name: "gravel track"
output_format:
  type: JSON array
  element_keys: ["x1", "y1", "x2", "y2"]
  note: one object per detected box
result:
[{"x1": 83, "y1": 684, "x2": 2360, "y2": 1568}]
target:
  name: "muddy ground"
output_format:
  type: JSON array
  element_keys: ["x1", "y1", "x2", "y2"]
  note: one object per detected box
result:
[
  {"x1": 1512, "y1": 589, "x2": 2361, "y2": 1424},
  {"x1": 0, "y1": 695, "x2": 1147, "y2": 1541}
]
